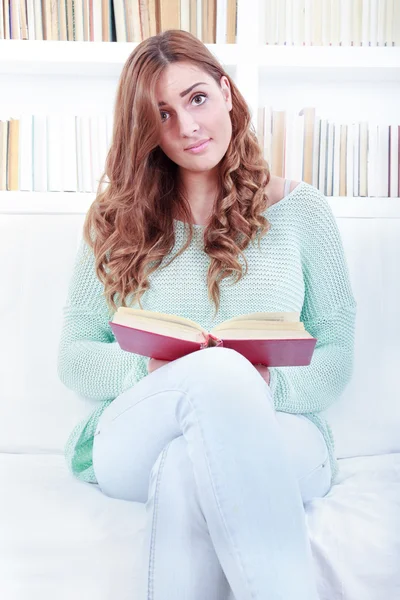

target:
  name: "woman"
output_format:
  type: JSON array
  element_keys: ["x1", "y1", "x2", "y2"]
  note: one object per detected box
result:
[{"x1": 57, "y1": 29, "x2": 357, "y2": 600}]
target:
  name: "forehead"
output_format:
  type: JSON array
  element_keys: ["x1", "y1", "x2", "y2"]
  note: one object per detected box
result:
[{"x1": 155, "y1": 63, "x2": 213, "y2": 102}]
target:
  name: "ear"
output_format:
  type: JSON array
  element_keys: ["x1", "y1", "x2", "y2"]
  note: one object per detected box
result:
[{"x1": 220, "y1": 76, "x2": 232, "y2": 111}]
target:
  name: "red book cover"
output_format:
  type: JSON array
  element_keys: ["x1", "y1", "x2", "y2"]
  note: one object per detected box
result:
[{"x1": 109, "y1": 322, "x2": 317, "y2": 367}]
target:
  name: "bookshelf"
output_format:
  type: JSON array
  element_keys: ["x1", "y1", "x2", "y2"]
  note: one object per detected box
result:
[
  {"x1": 0, "y1": 0, "x2": 399, "y2": 216},
  {"x1": 257, "y1": 45, "x2": 400, "y2": 80}
]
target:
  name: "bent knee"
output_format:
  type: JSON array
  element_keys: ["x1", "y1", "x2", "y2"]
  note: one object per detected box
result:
[
  {"x1": 178, "y1": 346, "x2": 257, "y2": 382},
  {"x1": 275, "y1": 412, "x2": 329, "y2": 479}
]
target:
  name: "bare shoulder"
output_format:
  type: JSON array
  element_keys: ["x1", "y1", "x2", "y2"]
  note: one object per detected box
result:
[{"x1": 265, "y1": 176, "x2": 302, "y2": 207}]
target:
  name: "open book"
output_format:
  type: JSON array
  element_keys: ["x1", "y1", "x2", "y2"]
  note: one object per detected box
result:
[{"x1": 109, "y1": 308, "x2": 317, "y2": 367}]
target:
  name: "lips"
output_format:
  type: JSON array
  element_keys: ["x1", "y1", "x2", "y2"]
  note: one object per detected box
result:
[{"x1": 185, "y1": 138, "x2": 210, "y2": 150}]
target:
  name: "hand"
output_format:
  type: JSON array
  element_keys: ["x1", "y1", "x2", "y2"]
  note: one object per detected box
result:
[
  {"x1": 148, "y1": 357, "x2": 171, "y2": 374},
  {"x1": 254, "y1": 363, "x2": 271, "y2": 386}
]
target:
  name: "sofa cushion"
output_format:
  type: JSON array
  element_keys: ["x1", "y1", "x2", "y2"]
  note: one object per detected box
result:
[
  {"x1": 1, "y1": 452, "x2": 399, "y2": 600},
  {"x1": 0, "y1": 452, "x2": 146, "y2": 600}
]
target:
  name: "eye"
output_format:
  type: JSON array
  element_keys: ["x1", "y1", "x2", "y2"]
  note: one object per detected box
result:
[
  {"x1": 160, "y1": 93, "x2": 207, "y2": 123},
  {"x1": 192, "y1": 93, "x2": 207, "y2": 106}
]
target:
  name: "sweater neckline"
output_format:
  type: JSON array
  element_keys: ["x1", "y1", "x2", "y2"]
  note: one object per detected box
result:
[{"x1": 173, "y1": 180, "x2": 308, "y2": 230}]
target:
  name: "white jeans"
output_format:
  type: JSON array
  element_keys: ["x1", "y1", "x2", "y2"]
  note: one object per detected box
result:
[{"x1": 92, "y1": 347, "x2": 331, "y2": 600}]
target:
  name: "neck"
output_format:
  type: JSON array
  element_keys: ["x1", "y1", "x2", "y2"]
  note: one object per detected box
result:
[{"x1": 176, "y1": 167, "x2": 219, "y2": 225}]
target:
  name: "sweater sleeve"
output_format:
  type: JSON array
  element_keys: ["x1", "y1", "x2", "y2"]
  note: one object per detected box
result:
[
  {"x1": 268, "y1": 189, "x2": 357, "y2": 414},
  {"x1": 57, "y1": 236, "x2": 149, "y2": 401}
]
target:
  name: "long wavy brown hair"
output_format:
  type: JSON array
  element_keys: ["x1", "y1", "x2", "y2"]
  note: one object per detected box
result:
[{"x1": 83, "y1": 29, "x2": 272, "y2": 319}]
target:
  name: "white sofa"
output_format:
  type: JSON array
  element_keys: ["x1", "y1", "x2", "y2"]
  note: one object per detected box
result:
[{"x1": 1, "y1": 203, "x2": 400, "y2": 600}]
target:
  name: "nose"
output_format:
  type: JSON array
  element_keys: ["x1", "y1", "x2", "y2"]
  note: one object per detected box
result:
[{"x1": 177, "y1": 109, "x2": 200, "y2": 138}]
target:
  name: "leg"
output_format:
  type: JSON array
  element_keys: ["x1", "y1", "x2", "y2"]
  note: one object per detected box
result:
[
  {"x1": 274, "y1": 412, "x2": 332, "y2": 505},
  {"x1": 141, "y1": 415, "x2": 331, "y2": 600},
  {"x1": 142, "y1": 414, "x2": 331, "y2": 600},
  {"x1": 143, "y1": 435, "x2": 232, "y2": 600},
  {"x1": 93, "y1": 347, "x2": 322, "y2": 599}
]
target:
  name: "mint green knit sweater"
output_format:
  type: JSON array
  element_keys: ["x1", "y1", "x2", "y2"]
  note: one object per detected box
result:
[{"x1": 57, "y1": 181, "x2": 357, "y2": 486}]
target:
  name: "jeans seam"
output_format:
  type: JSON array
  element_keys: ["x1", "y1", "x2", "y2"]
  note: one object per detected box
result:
[
  {"x1": 147, "y1": 442, "x2": 171, "y2": 600},
  {"x1": 181, "y1": 390, "x2": 257, "y2": 599}
]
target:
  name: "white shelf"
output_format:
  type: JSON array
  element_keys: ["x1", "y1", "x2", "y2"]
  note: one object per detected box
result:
[
  {"x1": 0, "y1": 192, "x2": 94, "y2": 214},
  {"x1": 0, "y1": 40, "x2": 398, "y2": 80},
  {"x1": 1, "y1": 192, "x2": 399, "y2": 218},
  {"x1": 326, "y1": 196, "x2": 400, "y2": 219},
  {"x1": 0, "y1": 40, "x2": 239, "y2": 76},
  {"x1": 258, "y1": 46, "x2": 400, "y2": 81}
]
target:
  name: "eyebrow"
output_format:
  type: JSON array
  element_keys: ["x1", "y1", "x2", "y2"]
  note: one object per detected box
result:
[{"x1": 158, "y1": 82, "x2": 209, "y2": 107}]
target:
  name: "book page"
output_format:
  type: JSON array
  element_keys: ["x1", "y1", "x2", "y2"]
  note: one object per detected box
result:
[
  {"x1": 115, "y1": 307, "x2": 207, "y2": 333},
  {"x1": 217, "y1": 312, "x2": 301, "y2": 328},
  {"x1": 112, "y1": 312, "x2": 207, "y2": 343},
  {"x1": 216, "y1": 330, "x2": 312, "y2": 340},
  {"x1": 211, "y1": 320, "x2": 305, "y2": 333}
]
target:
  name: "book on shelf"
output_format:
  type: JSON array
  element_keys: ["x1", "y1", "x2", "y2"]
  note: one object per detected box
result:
[
  {"x1": 2, "y1": 0, "x2": 400, "y2": 45},
  {"x1": 0, "y1": 0, "x2": 237, "y2": 44},
  {"x1": 257, "y1": 106, "x2": 399, "y2": 198},
  {"x1": 1, "y1": 112, "x2": 398, "y2": 196},
  {"x1": 109, "y1": 307, "x2": 318, "y2": 367},
  {"x1": 259, "y1": 0, "x2": 400, "y2": 46}
]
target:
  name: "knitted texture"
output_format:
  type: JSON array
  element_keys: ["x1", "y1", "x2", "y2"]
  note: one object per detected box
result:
[{"x1": 58, "y1": 181, "x2": 357, "y2": 487}]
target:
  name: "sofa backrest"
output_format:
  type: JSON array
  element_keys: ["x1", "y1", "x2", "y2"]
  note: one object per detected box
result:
[
  {"x1": 321, "y1": 213, "x2": 400, "y2": 457},
  {"x1": 1, "y1": 208, "x2": 399, "y2": 459}
]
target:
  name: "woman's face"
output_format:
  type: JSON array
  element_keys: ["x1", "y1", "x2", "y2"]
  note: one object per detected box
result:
[{"x1": 155, "y1": 62, "x2": 233, "y2": 173}]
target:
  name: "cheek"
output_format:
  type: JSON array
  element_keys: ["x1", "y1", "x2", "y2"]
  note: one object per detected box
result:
[
  {"x1": 158, "y1": 134, "x2": 175, "y2": 157},
  {"x1": 211, "y1": 109, "x2": 232, "y2": 138},
  {"x1": 211, "y1": 120, "x2": 232, "y2": 153}
]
